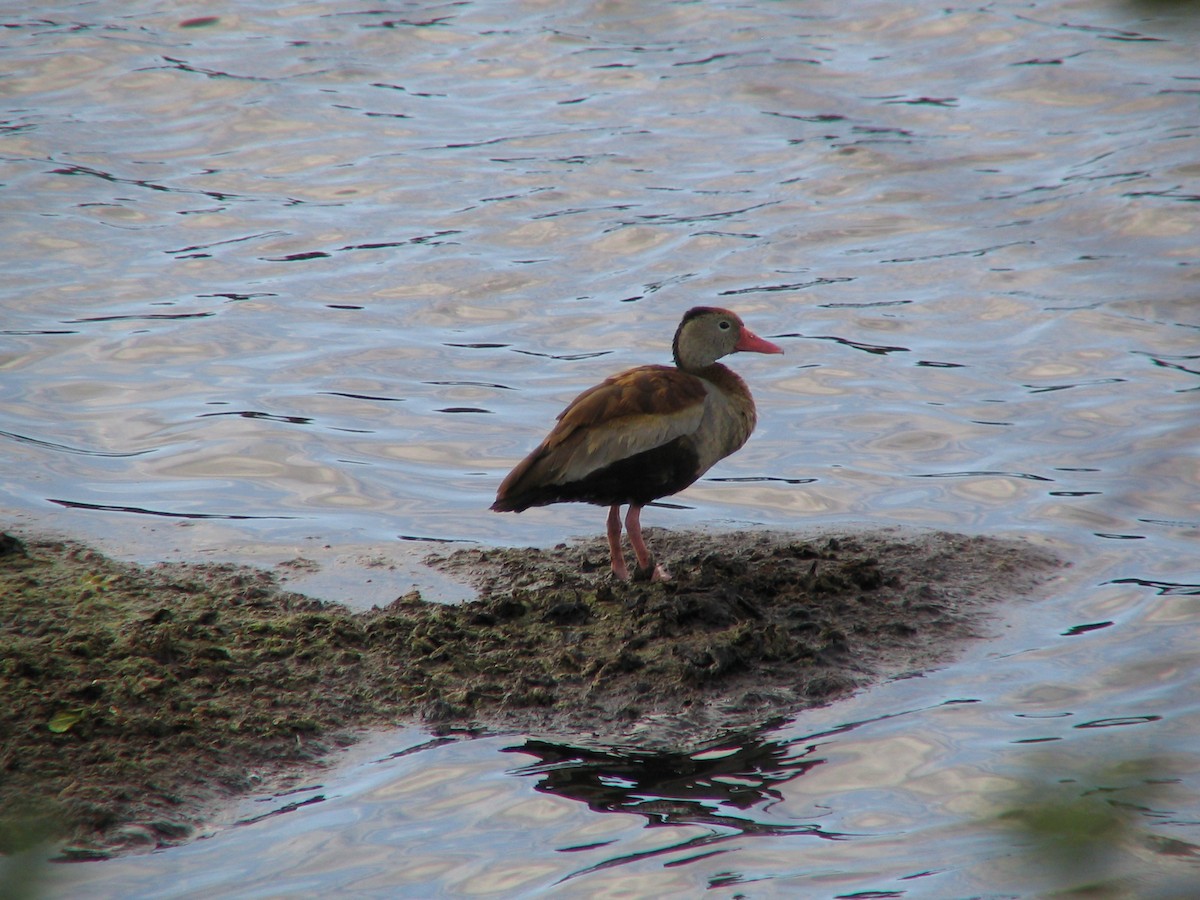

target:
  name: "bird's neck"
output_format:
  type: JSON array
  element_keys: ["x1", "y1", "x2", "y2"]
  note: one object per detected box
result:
[
  {"x1": 691, "y1": 361, "x2": 747, "y2": 395},
  {"x1": 695, "y1": 363, "x2": 756, "y2": 428}
]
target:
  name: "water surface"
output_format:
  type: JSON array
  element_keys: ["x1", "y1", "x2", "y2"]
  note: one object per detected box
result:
[{"x1": 3, "y1": 0, "x2": 1198, "y2": 896}]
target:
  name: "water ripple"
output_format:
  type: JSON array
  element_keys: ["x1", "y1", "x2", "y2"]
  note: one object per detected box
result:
[
  {"x1": 913, "y1": 470, "x2": 1054, "y2": 482},
  {"x1": 0, "y1": 429, "x2": 153, "y2": 458},
  {"x1": 11, "y1": 0, "x2": 1200, "y2": 894},
  {"x1": 1107, "y1": 578, "x2": 1200, "y2": 596},
  {"x1": 48, "y1": 499, "x2": 297, "y2": 520}
]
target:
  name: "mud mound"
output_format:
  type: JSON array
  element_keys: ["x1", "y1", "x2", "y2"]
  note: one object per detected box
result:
[
  {"x1": 0, "y1": 527, "x2": 1062, "y2": 858},
  {"x1": 427, "y1": 528, "x2": 1063, "y2": 746}
]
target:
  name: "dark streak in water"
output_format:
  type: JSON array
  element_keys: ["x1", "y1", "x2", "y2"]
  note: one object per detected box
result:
[
  {"x1": 1140, "y1": 353, "x2": 1200, "y2": 383},
  {"x1": 618, "y1": 201, "x2": 781, "y2": 229},
  {"x1": 1075, "y1": 716, "x2": 1161, "y2": 729},
  {"x1": 1140, "y1": 517, "x2": 1200, "y2": 528},
  {"x1": 153, "y1": 55, "x2": 274, "y2": 81},
  {"x1": 198, "y1": 292, "x2": 278, "y2": 302},
  {"x1": 1100, "y1": 33, "x2": 1166, "y2": 44},
  {"x1": 1013, "y1": 50, "x2": 1087, "y2": 66},
  {"x1": 198, "y1": 411, "x2": 314, "y2": 425},
  {"x1": 1024, "y1": 378, "x2": 1126, "y2": 393},
  {"x1": 63, "y1": 312, "x2": 215, "y2": 323},
  {"x1": 1014, "y1": 16, "x2": 1162, "y2": 43},
  {"x1": 850, "y1": 125, "x2": 917, "y2": 142},
  {"x1": 763, "y1": 111, "x2": 846, "y2": 123},
  {"x1": 49, "y1": 161, "x2": 242, "y2": 202},
  {"x1": 0, "y1": 430, "x2": 153, "y2": 458},
  {"x1": 882, "y1": 96, "x2": 958, "y2": 107},
  {"x1": 436, "y1": 407, "x2": 492, "y2": 414},
  {"x1": 913, "y1": 471, "x2": 1053, "y2": 482},
  {"x1": 369, "y1": 82, "x2": 448, "y2": 98},
  {"x1": 532, "y1": 205, "x2": 636, "y2": 221},
  {"x1": 881, "y1": 240, "x2": 1034, "y2": 264},
  {"x1": 260, "y1": 251, "x2": 332, "y2": 262},
  {"x1": 1, "y1": 329, "x2": 78, "y2": 336},
  {"x1": 1106, "y1": 578, "x2": 1200, "y2": 596},
  {"x1": 48, "y1": 499, "x2": 297, "y2": 520},
  {"x1": 513, "y1": 350, "x2": 613, "y2": 361},
  {"x1": 425, "y1": 380, "x2": 514, "y2": 390},
  {"x1": 672, "y1": 51, "x2": 755, "y2": 67},
  {"x1": 233, "y1": 794, "x2": 326, "y2": 829},
  {"x1": 719, "y1": 277, "x2": 852, "y2": 296},
  {"x1": 396, "y1": 534, "x2": 477, "y2": 543},
  {"x1": 338, "y1": 230, "x2": 463, "y2": 250},
  {"x1": 1061, "y1": 621, "x2": 1113, "y2": 637},
  {"x1": 777, "y1": 334, "x2": 909, "y2": 355},
  {"x1": 361, "y1": 16, "x2": 455, "y2": 29},
  {"x1": 444, "y1": 136, "x2": 515, "y2": 149},
  {"x1": 255, "y1": 232, "x2": 460, "y2": 260},
  {"x1": 559, "y1": 841, "x2": 618, "y2": 853},
  {"x1": 168, "y1": 232, "x2": 288, "y2": 255},
  {"x1": 375, "y1": 736, "x2": 462, "y2": 760},
  {"x1": 820, "y1": 299, "x2": 910, "y2": 309},
  {"x1": 321, "y1": 391, "x2": 404, "y2": 403},
  {"x1": 337, "y1": 241, "x2": 409, "y2": 250},
  {"x1": 707, "y1": 476, "x2": 816, "y2": 485}
]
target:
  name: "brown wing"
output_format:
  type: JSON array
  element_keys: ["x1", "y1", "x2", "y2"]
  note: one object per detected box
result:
[{"x1": 493, "y1": 365, "x2": 709, "y2": 508}]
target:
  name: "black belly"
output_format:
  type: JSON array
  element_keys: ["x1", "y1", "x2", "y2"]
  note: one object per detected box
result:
[{"x1": 511, "y1": 436, "x2": 702, "y2": 510}]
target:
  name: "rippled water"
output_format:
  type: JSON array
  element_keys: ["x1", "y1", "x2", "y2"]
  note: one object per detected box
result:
[{"x1": 5, "y1": 0, "x2": 1199, "y2": 896}]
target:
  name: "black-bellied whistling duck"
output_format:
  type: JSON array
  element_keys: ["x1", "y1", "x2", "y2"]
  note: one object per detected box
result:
[{"x1": 491, "y1": 307, "x2": 783, "y2": 581}]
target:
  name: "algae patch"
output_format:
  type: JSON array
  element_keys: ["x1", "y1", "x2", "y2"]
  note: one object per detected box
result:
[{"x1": 0, "y1": 527, "x2": 1062, "y2": 858}]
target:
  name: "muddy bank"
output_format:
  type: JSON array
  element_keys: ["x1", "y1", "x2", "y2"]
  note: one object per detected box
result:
[
  {"x1": 429, "y1": 528, "x2": 1063, "y2": 744},
  {"x1": 0, "y1": 527, "x2": 1062, "y2": 859}
]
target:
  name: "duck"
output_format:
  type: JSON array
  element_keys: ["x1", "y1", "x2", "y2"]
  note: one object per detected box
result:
[{"x1": 491, "y1": 307, "x2": 783, "y2": 581}]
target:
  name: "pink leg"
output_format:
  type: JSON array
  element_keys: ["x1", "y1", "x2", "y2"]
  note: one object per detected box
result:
[
  {"x1": 625, "y1": 505, "x2": 671, "y2": 582},
  {"x1": 606, "y1": 504, "x2": 629, "y2": 581}
]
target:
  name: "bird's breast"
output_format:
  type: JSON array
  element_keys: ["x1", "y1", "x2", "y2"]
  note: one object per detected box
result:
[{"x1": 690, "y1": 365, "x2": 757, "y2": 474}]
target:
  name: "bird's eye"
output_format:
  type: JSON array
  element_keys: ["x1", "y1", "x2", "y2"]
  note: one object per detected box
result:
[{"x1": 718, "y1": 320, "x2": 731, "y2": 330}]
